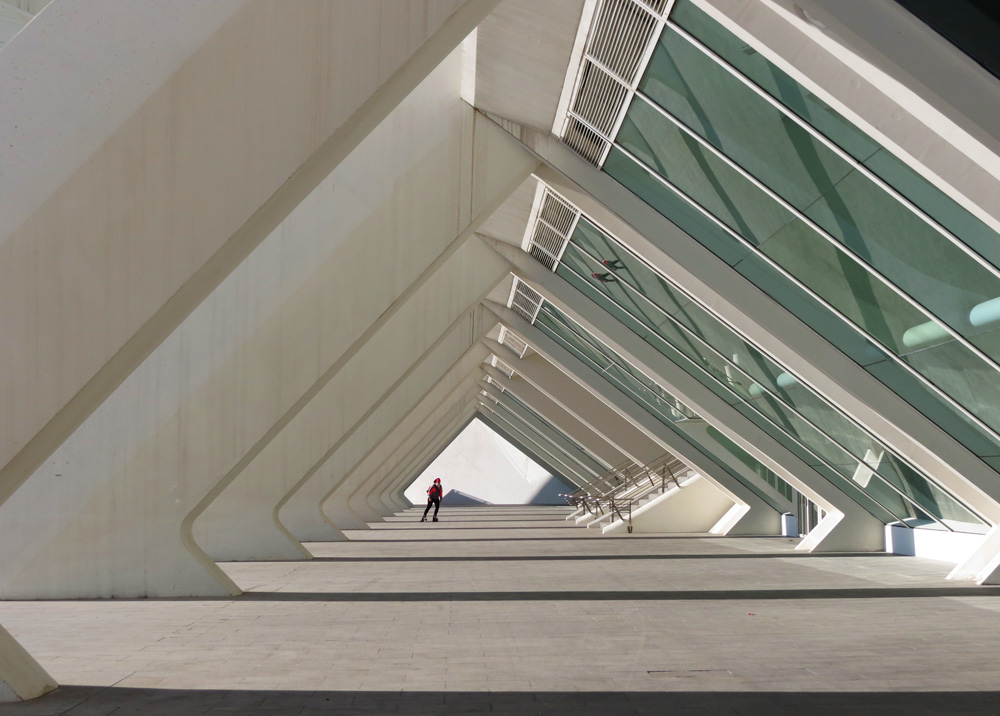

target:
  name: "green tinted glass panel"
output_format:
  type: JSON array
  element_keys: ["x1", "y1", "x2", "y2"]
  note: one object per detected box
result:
[
  {"x1": 669, "y1": 0, "x2": 879, "y2": 162},
  {"x1": 559, "y1": 202, "x2": 987, "y2": 530},
  {"x1": 604, "y1": 146, "x2": 750, "y2": 265},
  {"x1": 670, "y1": 0, "x2": 1000, "y2": 328},
  {"x1": 616, "y1": 99, "x2": 794, "y2": 245},
  {"x1": 640, "y1": 26, "x2": 854, "y2": 211}
]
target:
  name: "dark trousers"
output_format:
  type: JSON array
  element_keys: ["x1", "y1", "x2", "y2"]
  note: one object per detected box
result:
[{"x1": 423, "y1": 498, "x2": 440, "y2": 519}]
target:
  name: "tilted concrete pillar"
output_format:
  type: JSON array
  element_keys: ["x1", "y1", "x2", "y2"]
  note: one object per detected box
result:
[
  {"x1": 475, "y1": 396, "x2": 600, "y2": 488},
  {"x1": 0, "y1": 0, "x2": 502, "y2": 517},
  {"x1": 192, "y1": 240, "x2": 509, "y2": 561},
  {"x1": 341, "y1": 385, "x2": 483, "y2": 523},
  {"x1": 482, "y1": 367, "x2": 630, "y2": 469},
  {"x1": 492, "y1": 254, "x2": 885, "y2": 551},
  {"x1": 0, "y1": 65, "x2": 534, "y2": 599},
  {"x1": 483, "y1": 304, "x2": 784, "y2": 537},
  {"x1": 0, "y1": 625, "x2": 55, "y2": 703},
  {"x1": 279, "y1": 344, "x2": 492, "y2": 539},
  {"x1": 486, "y1": 341, "x2": 665, "y2": 467}
]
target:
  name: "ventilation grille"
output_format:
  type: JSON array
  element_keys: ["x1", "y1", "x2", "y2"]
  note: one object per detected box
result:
[
  {"x1": 561, "y1": 0, "x2": 664, "y2": 166},
  {"x1": 572, "y1": 63, "x2": 629, "y2": 137},
  {"x1": 492, "y1": 357, "x2": 515, "y2": 378},
  {"x1": 637, "y1": 0, "x2": 669, "y2": 15},
  {"x1": 510, "y1": 280, "x2": 543, "y2": 324},
  {"x1": 587, "y1": 0, "x2": 659, "y2": 84},
  {"x1": 501, "y1": 329, "x2": 529, "y2": 358},
  {"x1": 539, "y1": 190, "x2": 577, "y2": 235},
  {"x1": 527, "y1": 189, "x2": 579, "y2": 270},
  {"x1": 563, "y1": 116, "x2": 607, "y2": 165}
]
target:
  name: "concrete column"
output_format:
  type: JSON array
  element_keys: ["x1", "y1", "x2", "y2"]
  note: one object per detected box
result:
[
  {"x1": 341, "y1": 387, "x2": 483, "y2": 523},
  {"x1": 479, "y1": 382, "x2": 609, "y2": 477},
  {"x1": 483, "y1": 305, "x2": 784, "y2": 537},
  {"x1": 494, "y1": 249, "x2": 889, "y2": 551},
  {"x1": 192, "y1": 241, "x2": 510, "y2": 561},
  {"x1": 279, "y1": 344, "x2": 492, "y2": 539},
  {"x1": 482, "y1": 367, "x2": 630, "y2": 469},
  {"x1": 0, "y1": 64, "x2": 534, "y2": 599},
  {"x1": 495, "y1": 125, "x2": 1000, "y2": 547},
  {"x1": 0, "y1": 0, "x2": 501, "y2": 518},
  {"x1": 486, "y1": 341, "x2": 666, "y2": 466},
  {"x1": 475, "y1": 398, "x2": 601, "y2": 488},
  {"x1": 0, "y1": 625, "x2": 55, "y2": 703}
]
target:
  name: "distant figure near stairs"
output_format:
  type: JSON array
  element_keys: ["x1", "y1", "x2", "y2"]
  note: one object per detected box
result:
[{"x1": 421, "y1": 478, "x2": 443, "y2": 522}]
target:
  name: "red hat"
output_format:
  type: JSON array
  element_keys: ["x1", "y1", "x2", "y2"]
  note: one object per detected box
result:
[{"x1": 434, "y1": 478, "x2": 441, "y2": 483}]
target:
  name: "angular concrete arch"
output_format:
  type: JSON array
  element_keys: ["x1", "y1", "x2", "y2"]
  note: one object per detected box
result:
[
  {"x1": 481, "y1": 366, "x2": 631, "y2": 469},
  {"x1": 482, "y1": 304, "x2": 785, "y2": 536},
  {"x1": 0, "y1": 0, "x2": 502, "y2": 518},
  {"x1": 492, "y1": 250, "x2": 885, "y2": 551}
]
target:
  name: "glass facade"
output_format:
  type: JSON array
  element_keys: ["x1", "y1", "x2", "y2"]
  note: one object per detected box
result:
[
  {"x1": 494, "y1": 388, "x2": 612, "y2": 476},
  {"x1": 483, "y1": 395, "x2": 600, "y2": 479},
  {"x1": 554, "y1": 212, "x2": 985, "y2": 532},
  {"x1": 569, "y1": 0, "x2": 997, "y2": 532},
  {"x1": 529, "y1": 298, "x2": 793, "y2": 510}
]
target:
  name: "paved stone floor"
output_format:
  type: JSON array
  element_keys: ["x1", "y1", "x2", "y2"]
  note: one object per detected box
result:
[{"x1": 2, "y1": 505, "x2": 1000, "y2": 714}]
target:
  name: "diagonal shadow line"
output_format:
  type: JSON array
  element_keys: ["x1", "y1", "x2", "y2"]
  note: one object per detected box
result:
[
  {"x1": 371, "y1": 520, "x2": 580, "y2": 532},
  {"x1": 346, "y1": 535, "x2": 774, "y2": 542},
  {"x1": 303, "y1": 552, "x2": 898, "y2": 563},
  {"x1": 234, "y1": 587, "x2": 1000, "y2": 602}
]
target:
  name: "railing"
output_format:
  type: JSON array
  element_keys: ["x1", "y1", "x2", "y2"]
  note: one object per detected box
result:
[
  {"x1": 608, "y1": 455, "x2": 684, "y2": 532},
  {"x1": 562, "y1": 454, "x2": 687, "y2": 531}
]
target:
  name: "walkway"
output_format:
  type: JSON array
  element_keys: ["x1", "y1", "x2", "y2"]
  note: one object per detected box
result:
[{"x1": 2, "y1": 506, "x2": 1000, "y2": 714}]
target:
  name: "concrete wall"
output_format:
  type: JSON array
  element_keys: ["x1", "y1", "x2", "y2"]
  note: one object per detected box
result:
[
  {"x1": 0, "y1": 44, "x2": 533, "y2": 598},
  {"x1": 403, "y1": 418, "x2": 575, "y2": 506}
]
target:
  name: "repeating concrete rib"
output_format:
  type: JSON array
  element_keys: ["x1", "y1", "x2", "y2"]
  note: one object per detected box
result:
[{"x1": 0, "y1": 0, "x2": 502, "y2": 518}]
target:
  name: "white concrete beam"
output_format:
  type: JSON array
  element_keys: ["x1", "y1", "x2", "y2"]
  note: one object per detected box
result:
[
  {"x1": 483, "y1": 303, "x2": 783, "y2": 537},
  {"x1": 0, "y1": 0, "x2": 501, "y2": 519}
]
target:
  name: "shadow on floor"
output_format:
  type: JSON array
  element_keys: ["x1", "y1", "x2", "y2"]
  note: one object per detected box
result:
[
  {"x1": 7, "y1": 686, "x2": 1000, "y2": 715},
  {"x1": 229, "y1": 586, "x2": 1000, "y2": 602}
]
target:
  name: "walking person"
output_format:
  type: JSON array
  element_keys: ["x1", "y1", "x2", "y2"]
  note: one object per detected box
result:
[{"x1": 421, "y1": 478, "x2": 443, "y2": 522}]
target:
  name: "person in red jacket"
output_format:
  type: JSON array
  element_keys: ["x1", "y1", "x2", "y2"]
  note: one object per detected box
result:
[{"x1": 421, "y1": 478, "x2": 443, "y2": 522}]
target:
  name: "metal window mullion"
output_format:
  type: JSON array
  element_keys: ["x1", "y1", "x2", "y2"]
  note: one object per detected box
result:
[
  {"x1": 611, "y1": 140, "x2": 1000, "y2": 448},
  {"x1": 632, "y1": 90, "x2": 1000, "y2": 383},
  {"x1": 493, "y1": 398, "x2": 599, "y2": 476},
  {"x1": 554, "y1": 211, "x2": 581, "y2": 269},
  {"x1": 665, "y1": 18, "x2": 1000, "y2": 287},
  {"x1": 559, "y1": 253, "x2": 938, "y2": 527},
  {"x1": 562, "y1": 209, "x2": 988, "y2": 523},
  {"x1": 501, "y1": 386, "x2": 613, "y2": 469}
]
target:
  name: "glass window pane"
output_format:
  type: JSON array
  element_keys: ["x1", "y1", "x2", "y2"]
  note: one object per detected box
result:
[
  {"x1": 669, "y1": 0, "x2": 880, "y2": 162},
  {"x1": 604, "y1": 146, "x2": 751, "y2": 265},
  {"x1": 616, "y1": 99, "x2": 795, "y2": 245},
  {"x1": 640, "y1": 25, "x2": 855, "y2": 211}
]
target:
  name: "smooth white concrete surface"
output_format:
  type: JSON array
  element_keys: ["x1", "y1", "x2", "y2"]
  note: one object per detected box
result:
[
  {"x1": 403, "y1": 419, "x2": 571, "y2": 506},
  {"x1": 0, "y1": 0, "x2": 243, "y2": 236},
  {"x1": 485, "y1": 369, "x2": 629, "y2": 468},
  {"x1": 484, "y1": 304, "x2": 783, "y2": 537},
  {"x1": 485, "y1": 340, "x2": 664, "y2": 467},
  {"x1": 603, "y1": 475, "x2": 734, "y2": 535},
  {"x1": 513, "y1": 140, "x2": 1000, "y2": 533},
  {"x1": 0, "y1": 623, "x2": 54, "y2": 702},
  {"x1": 886, "y1": 524, "x2": 985, "y2": 564},
  {"x1": 193, "y1": 241, "x2": 509, "y2": 561},
  {"x1": 0, "y1": 0, "x2": 495, "y2": 523},
  {"x1": 0, "y1": 46, "x2": 530, "y2": 598},
  {"x1": 279, "y1": 346, "x2": 490, "y2": 540}
]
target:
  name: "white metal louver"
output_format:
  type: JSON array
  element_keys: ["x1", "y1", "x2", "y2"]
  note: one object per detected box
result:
[
  {"x1": 560, "y1": 0, "x2": 667, "y2": 166},
  {"x1": 509, "y1": 279, "x2": 544, "y2": 324},
  {"x1": 525, "y1": 187, "x2": 580, "y2": 271},
  {"x1": 499, "y1": 326, "x2": 529, "y2": 358}
]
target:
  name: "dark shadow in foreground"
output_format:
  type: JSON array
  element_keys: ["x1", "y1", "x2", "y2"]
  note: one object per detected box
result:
[{"x1": 5, "y1": 686, "x2": 1000, "y2": 715}]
